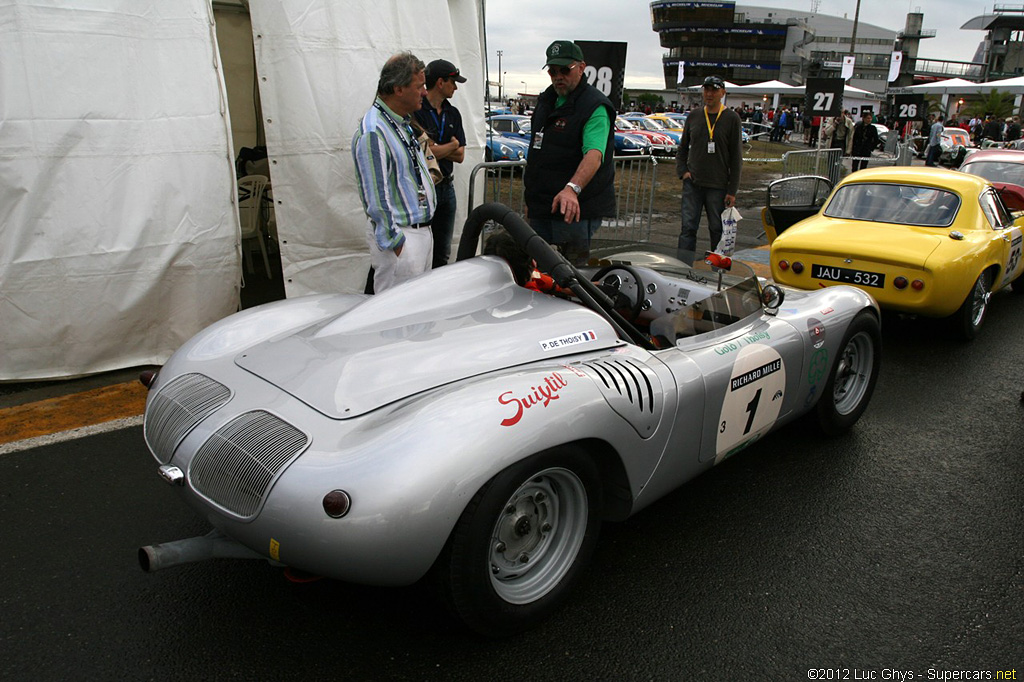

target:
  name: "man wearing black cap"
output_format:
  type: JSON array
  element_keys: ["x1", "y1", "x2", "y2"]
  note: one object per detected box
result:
[
  {"x1": 676, "y1": 75, "x2": 742, "y2": 263},
  {"x1": 413, "y1": 59, "x2": 467, "y2": 268},
  {"x1": 524, "y1": 40, "x2": 615, "y2": 265}
]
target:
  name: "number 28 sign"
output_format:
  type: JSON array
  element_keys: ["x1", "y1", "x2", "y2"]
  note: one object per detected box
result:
[{"x1": 805, "y1": 78, "x2": 844, "y2": 117}]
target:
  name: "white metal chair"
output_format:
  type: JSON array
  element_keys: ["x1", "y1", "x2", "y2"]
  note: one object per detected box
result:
[{"x1": 238, "y1": 174, "x2": 272, "y2": 278}]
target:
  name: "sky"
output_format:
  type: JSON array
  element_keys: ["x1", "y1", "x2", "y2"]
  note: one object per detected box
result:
[{"x1": 483, "y1": 0, "x2": 990, "y2": 97}]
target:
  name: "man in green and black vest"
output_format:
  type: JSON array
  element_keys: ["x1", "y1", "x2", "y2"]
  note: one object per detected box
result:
[{"x1": 524, "y1": 40, "x2": 615, "y2": 265}]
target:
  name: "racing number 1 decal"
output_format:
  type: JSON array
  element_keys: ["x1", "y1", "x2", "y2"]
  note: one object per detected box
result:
[{"x1": 715, "y1": 344, "x2": 786, "y2": 463}]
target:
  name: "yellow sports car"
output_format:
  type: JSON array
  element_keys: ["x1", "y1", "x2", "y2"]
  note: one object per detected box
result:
[{"x1": 768, "y1": 167, "x2": 1024, "y2": 339}]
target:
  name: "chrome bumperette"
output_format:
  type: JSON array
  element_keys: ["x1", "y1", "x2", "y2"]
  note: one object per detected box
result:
[
  {"x1": 144, "y1": 373, "x2": 231, "y2": 464},
  {"x1": 188, "y1": 410, "x2": 309, "y2": 520}
]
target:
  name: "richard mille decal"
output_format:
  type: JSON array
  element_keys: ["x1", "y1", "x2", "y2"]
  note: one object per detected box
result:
[
  {"x1": 498, "y1": 372, "x2": 568, "y2": 427},
  {"x1": 716, "y1": 345, "x2": 786, "y2": 463},
  {"x1": 539, "y1": 330, "x2": 596, "y2": 352}
]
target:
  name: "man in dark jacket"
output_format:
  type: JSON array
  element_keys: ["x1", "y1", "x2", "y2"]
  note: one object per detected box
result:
[
  {"x1": 676, "y1": 75, "x2": 743, "y2": 263},
  {"x1": 982, "y1": 115, "x2": 1003, "y2": 142},
  {"x1": 850, "y1": 110, "x2": 880, "y2": 172},
  {"x1": 524, "y1": 40, "x2": 616, "y2": 265}
]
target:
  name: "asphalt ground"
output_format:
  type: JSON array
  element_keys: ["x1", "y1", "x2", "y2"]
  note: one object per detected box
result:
[{"x1": 2, "y1": 292, "x2": 1022, "y2": 680}]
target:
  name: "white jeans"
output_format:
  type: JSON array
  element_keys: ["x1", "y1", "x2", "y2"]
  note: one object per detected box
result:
[{"x1": 369, "y1": 225, "x2": 433, "y2": 293}]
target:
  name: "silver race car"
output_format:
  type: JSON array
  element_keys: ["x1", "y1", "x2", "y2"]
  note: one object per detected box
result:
[{"x1": 140, "y1": 204, "x2": 881, "y2": 636}]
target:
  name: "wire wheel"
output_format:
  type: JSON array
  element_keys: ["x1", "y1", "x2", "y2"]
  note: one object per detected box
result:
[{"x1": 488, "y1": 467, "x2": 589, "y2": 605}]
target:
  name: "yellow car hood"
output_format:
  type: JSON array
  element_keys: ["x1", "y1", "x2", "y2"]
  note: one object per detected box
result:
[{"x1": 776, "y1": 219, "x2": 944, "y2": 268}]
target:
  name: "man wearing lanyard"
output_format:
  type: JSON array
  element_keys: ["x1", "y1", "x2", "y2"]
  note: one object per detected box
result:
[
  {"x1": 675, "y1": 75, "x2": 743, "y2": 264},
  {"x1": 413, "y1": 59, "x2": 467, "y2": 269},
  {"x1": 352, "y1": 52, "x2": 437, "y2": 293},
  {"x1": 524, "y1": 40, "x2": 616, "y2": 265}
]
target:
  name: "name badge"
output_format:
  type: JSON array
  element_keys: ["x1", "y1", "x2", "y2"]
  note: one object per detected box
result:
[
  {"x1": 533, "y1": 131, "x2": 544, "y2": 150},
  {"x1": 417, "y1": 189, "x2": 428, "y2": 211},
  {"x1": 707, "y1": 141, "x2": 716, "y2": 154}
]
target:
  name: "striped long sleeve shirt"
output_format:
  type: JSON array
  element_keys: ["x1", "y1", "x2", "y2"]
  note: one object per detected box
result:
[{"x1": 352, "y1": 98, "x2": 436, "y2": 251}]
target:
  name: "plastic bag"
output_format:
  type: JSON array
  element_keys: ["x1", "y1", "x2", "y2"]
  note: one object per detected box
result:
[{"x1": 716, "y1": 206, "x2": 741, "y2": 257}]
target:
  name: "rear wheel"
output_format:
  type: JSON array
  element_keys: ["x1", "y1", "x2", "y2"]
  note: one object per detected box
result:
[
  {"x1": 815, "y1": 311, "x2": 881, "y2": 435},
  {"x1": 433, "y1": 447, "x2": 602, "y2": 637},
  {"x1": 953, "y1": 272, "x2": 991, "y2": 340}
]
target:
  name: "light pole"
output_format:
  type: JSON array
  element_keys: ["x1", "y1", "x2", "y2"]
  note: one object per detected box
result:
[
  {"x1": 496, "y1": 50, "x2": 503, "y2": 102},
  {"x1": 503, "y1": 71, "x2": 507, "y2": 104}
]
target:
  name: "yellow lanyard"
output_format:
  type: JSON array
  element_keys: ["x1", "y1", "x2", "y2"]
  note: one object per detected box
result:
[{"x1": 703, "y1": 106, "x2": 719, "y2": 141}]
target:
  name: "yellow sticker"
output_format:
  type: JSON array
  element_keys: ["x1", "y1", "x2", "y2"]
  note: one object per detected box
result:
[{"x1": 269, "y1": 538, "x2": 280, "y2": 561}]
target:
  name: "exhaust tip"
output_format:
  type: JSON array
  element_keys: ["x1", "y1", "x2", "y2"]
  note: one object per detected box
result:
[{"x1": 138, "y1": 546, "x2": 155, "y2": 572}]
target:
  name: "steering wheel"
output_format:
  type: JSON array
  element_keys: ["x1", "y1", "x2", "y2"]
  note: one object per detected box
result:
[{"x1": 591, "y1": 265, "x2": 647, "y2": 322}]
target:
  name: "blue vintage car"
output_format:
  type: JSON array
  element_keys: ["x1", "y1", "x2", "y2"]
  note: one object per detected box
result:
[{"x1": 485, "y1": 125, "x2": 529, "y2": 162}]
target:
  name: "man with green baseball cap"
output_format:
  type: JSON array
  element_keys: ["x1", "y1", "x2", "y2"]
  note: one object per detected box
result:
[{"x1": 524, "y1": 40, "x2": 615, "y2": 265}]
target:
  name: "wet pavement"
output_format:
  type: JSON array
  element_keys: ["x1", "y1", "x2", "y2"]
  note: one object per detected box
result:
[{"x1": 2, "y1": 285, "x2": 1022, "y2": 680}]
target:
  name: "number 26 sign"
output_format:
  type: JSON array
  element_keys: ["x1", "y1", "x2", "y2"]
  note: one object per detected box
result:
[
  {"x1": 805, "y1": 78, "x2": 844, "y2": 117},
  {"x1": 893, "y1": 95, "x2": 925, "y2": 121}
]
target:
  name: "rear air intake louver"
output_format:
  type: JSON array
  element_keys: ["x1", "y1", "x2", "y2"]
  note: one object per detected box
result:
[
  {"x1": 144, "y1": 373, "x2": 231, "y2": 464},
  {"x1": 189, "y1": 410, "x2": 308, "y2": 519},
  {"x1": 580, "y1": 357, "x2": 662, "y2": 438}
]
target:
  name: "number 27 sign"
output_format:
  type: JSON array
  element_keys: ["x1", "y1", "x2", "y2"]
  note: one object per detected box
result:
[{"x1": 805, "y1": 78, "x2": 844, "y2": 117}]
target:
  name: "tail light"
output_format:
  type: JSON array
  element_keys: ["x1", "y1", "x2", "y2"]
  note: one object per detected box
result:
[
  {"x1": 791, "y1": 261, "x2": 805, "y2": 274},
  {"x1": 778, "y1": 260, "x2": 790, "y2": 271}
]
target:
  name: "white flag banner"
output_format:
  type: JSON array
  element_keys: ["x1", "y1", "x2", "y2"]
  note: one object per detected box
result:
[
  {"x1": 677, "y1": 60, "x2": 685, "y2": 84},
  {"x1": 888, "y1": 51, "x2": 903, "y2": 82},
  {"x1": 841, "y1": 55, "x2": 855, "y2": 81}
]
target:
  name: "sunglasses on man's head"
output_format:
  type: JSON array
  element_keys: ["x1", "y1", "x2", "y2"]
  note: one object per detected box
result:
[{"x1": 547, "y1": 64, "x2": 575, "y2": 76}]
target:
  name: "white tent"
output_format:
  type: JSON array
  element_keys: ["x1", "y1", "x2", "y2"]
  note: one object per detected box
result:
[
  {"x1": 1, "y1": 0, "x2": 239, "y2": 381},
  {"x1": 904, "y1": 78, "x2": 983, "y2": 94},
  {"x1": 731, "y1": 80, "x2": 801, "y2": 95},
  {"x1": 0, "y1": 0, "x2": 486, "y2": 380},
  {"x1": 250, "y1": 0, "x2": 485, "y2": 297}
]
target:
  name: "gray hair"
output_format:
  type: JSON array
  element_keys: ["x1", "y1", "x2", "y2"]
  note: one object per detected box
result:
[{"x1": 377, "y1": 52, "x2": 425, "y2": 96}]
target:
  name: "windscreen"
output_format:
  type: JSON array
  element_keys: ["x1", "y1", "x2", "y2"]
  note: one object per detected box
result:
[
  {"x1": 961, "y1": 160, "x2": 1024, "y2": 187},
  {"x1": 823, "y1": 183, "x2": 960, "y2": 227}
]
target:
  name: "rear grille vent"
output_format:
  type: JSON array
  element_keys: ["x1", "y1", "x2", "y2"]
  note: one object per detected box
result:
[
  {"x1": 189, "y1": 410, "x2": 308, "y2": 519},
  {"x1": 144, "y1": 373, "x2": 231, "y2": 464},
  {"x1": 581, "y1": 358, "x2": 662, "y2": 438}
]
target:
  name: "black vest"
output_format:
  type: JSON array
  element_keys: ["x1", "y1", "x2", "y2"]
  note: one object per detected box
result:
[{"x1": 524, "y1": 83, "x2": 616, "y2": 220}]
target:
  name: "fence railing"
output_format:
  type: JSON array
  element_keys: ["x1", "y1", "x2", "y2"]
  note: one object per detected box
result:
[
  {"x1": 782, "y1": 142, "x2": 915, "y2": 185},
  {"x1": 467, "y1": 155, "x2": 660, "y2": 243}
]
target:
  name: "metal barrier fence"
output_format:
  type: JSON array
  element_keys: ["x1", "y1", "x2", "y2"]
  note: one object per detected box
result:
[
  {"x1": 782, "y1": 142, "x2": 915, "y2": 185},
  {"x1": 466, "y1": 155, "x2": 659, "y2": 243}
]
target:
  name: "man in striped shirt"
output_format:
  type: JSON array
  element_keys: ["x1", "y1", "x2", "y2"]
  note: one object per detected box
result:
[{"x1": 352, "y1": 53, "x2": 437, "y2": 293}]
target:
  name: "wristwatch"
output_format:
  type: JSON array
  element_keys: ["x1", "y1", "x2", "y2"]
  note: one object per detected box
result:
[{"x1": 565, "y1": 182, "x2": 582, "y2": 195}]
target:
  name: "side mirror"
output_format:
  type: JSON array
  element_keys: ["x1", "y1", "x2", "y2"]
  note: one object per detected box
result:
[{"x1": 761, "y1": 284, "x2": 785, "y2": 315}]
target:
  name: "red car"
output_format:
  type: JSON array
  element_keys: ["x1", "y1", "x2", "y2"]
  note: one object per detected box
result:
[
  {"x1": 960, "y1": 148, "x2": 1024, "y2": 210},
  {"x1": 615, "y1": 117, "x2": 676, "y2": 156}
]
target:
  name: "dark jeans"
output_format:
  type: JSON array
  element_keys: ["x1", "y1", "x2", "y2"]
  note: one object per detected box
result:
[
  {"x1": 679, "y1": 178, "x2": 725, "y2": 263},
  {"x1": 925, "y1": 144, "x2": 941, "y2": 167},
  {"x1": 529, "y1": 217, "x2": 601, "y2": 266},
  {"x1": 431, "y1": 179, "x2": 456, "y2": 268}
]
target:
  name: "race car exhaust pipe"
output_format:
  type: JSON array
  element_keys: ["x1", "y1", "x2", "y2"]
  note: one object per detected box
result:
[{"x1": 139, "y1": 529, "x2": 265, "y2": 572}]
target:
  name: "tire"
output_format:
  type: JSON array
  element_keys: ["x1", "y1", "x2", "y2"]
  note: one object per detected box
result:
[
  {"x1": 953, "y1": 272, "x2": 991, "y2": 340},
  {"x1": 1011, "y1": 276, "x2": 1024, "y2": 295},
  {"x1": 815, "y1": 311, "x2": 881, "y2": 436},
  {"x1": 433, "y1": 447, "x2": 602, "y2": 636}
]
